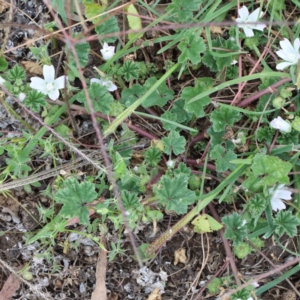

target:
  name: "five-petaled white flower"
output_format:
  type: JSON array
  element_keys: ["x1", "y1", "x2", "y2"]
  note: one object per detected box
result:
[
  {"x1": 91, "y1": 78, "x2": 117, "y2": 92},
  {"x1": 269, "y1": 184, "x2": 292, "y2": 212},
  {"x1": 100, "y1": 42, "x2": 115, "y2": 61},
  {"x1": 270, "y1": 116, "x2": 291, "y2": 133},
  {"x1": 275, "y1": 38, "x2": 300, "y2": 70},
  {"x1": 30, "y1": 65, "x2": 67, "y2": 101},
  {"x1": 236, "y1": 6, "x2": 266, "y2": 37}
]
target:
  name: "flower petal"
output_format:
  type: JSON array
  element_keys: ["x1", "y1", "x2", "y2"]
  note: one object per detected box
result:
[
  {"x1": 238, "y1": 6, "x2": 249, "y2": 19},
  {"x1": 48, "y1": 89, "x2": 59, "y2": 101},
  {"x1": 276, "y1": 190, "x2": 292, "y2": 200},
  {"x1": 54, "y1": 76, "x2": 67, "y2": 90},
  {"x1": 243, "y1": 27, "x2": 254, "y2": 37},
  {"x1": 276, "y1": 49, "x2": 291, "y2": 61},
  {"x1": 90, "y1": 78, "x2": 102, "y2": 84},
  {"x1": 249, "y1": 7, "x2": 263, "y2": 21},
  {"x1": 43, "y1": 65, "x2": 55, "y2": 83},
  {"x1": 271, "y1": 197, "x2": 286, "y2": 211},
  {"x1": 279, "y1": 39, "x2": 296, "y2": 55},
  {"x1": 249, "y1": 23, "x2": 266, "y2": 31},
  {"x1": 276, "y1": 61, "x2": 293, "y2": 70},
  {"x1": 106, "y1": 82, "x2": 117, "y2": 92},
  {"x1": 30, "y1": 77, "x2": 47, "y2": 91},
  {"x1": 293, "y1": 38, "x2": 300, "y2": 51}
]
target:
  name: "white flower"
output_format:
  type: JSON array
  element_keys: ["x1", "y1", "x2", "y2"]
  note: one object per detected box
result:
[
  {"x1": 270, "y1": 116, "x2": 291, "y2": 133},
  {"x1": 30, "y1": 65, "x2": 67, "y2": 101},
  {"x1": 0, "y1": 75, "x2": 5, "y2": 84},
  {"x1": 269, "y1": 184, "x2": 292, "y2": 212},
  {"x1": 91, "y1": 78, "x2": 117, "y2": 92},
  {"x1": 166, "y1": 160, "x2": 175, "y2": 167},
  {"x1": 252, "y1": 281, "x2": 259, "y2": 288},
  {"x1": 18, "y1": 93, "x2": 26, "y2": 102},
  {"x1": 236, "y1": 6, "x2": 266, "y2": 37},
  {"x1": 100, "y1": 42, "x2": 115, "y2": 61},
  {"x1": 276, "y1": 38, "x2": 300, "y2": 70},
  {"x1": 231, "y1": 60, "x2": 238, "y2": 65}
]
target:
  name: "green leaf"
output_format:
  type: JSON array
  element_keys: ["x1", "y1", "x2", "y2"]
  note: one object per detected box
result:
[
  {"x1": 210, "y1": 145, "x2": 237, "y2": 172},
  {"x1": 274, "y1": 210, "x2": 300, "y2": 237},
  {"x1": 120, "y1": 60, "x2": 139, "y2": 82},
  {"x1": 74, "y1": 83, "x2": 114, "y2": 114},
  {"x1": 178, "y1": 30, "x2": 206, "y2": 64},
  {"x1": 54, "y1": 177, "x2": 98, "y2": 225},
  {"x1": 182, "y1": 78, "x2": 213, "y2": 118},
  {"x1": 207, "y1": 126, "x2": 226, "y2": 147},
  {"x1": 27, "y1": 215, "x2": 67, "y2": 244},
  {"x1": 0, "y1": 56, "x2": 8, "y2": 71},
  {"x1": 242, "y1": 154, "x2": 292, "y2": 191},
  {"x1": 7, "y1": 65, "x2": 26, "y2": 81},
  {"x1": 248, "y1": 194, "x2": 266, "y2": 215},
  {"x1": 109, "y1": 101, "x2": 125, "y2": 117},
  {"x1": 167, "y1": 0, "x2": 202, "y2": 22},
  {"x1": 84, "y1": 2, "x2": 103, "y2": 23},
  {"x1": 95, "y1": 16, "x2": 119, "y2": 43},
  {"x1": 170, "y1": 99, "x2": 192, "y2": 123},
  {"x1": 192, "y1": 214, "x2": 223, "y2": 234},
  {"x1": 143, "y1": 77, "x2": 174, "y2": 108},
  {"x1": 145, "y1": 147, "x2": 162, "y2": 166},
  {"x1": 68, "y1": 42, "x2": 90, "y2": 80},
  {"x1": 51, "y1": 0, "x2": 68, "y2": 25},
  {"x1": 154, "y1": 173, "x2": 196, "y2": 214},
  {"x1": 121, "y1": 84, "x2": 147, "y2": 107},
  {"x1": 202, "y1": 38, "x2": 240, "y2": 72},
  {"x1": 231, "y1": 288, "x2": 252, "y2": 300},
  {"x1": 24, "y1": 90, "x2": 47, "y2": 113},
  {"x1": 233, "y1": 242, "x2": 252, "y2": 259},
  {"x1": 161, "y1": 111, "x2": 178, "y2": 130},
  {"x1": 211, "y1": 105, "x2": 241, "y2": 132},
  {"x1": 207, "y1": 278, "x2": 222, "y2": 295},
  {"x1": 162, "y1": 130, "x2": 186, "y2": 155},
  {"x1": 125, "y1": 4, "x2": 143, "y2": 40},
  {"x1": 174, "y1": 162, "x2": 191, "y2": 176},
  {"x1": 68, "y1": 42, "x2": 90, "y2": 68},
  {"x1": 222, "y1": 212, "x2": 248, "y2": 246}
]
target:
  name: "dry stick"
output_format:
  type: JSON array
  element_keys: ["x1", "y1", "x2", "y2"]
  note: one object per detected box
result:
[
  {"x1": 231, "y1": 40, "x2": 271, "y2": 106},
  {"x1": 187, "y1": 232, "x2": 210, "y2": 299},
  {"x1": 192, "y1": 260, "x2": 230, "y2": 300},
  {"x1": 237, "y1": 78, "x2": 292, "y2": 108},
  {"x1": 245, "y1": 239, "x2": 300, "y2": 297},
  {"x1": 42, "y1": 0, "x2": 143, "y2": 267},
  {"x1": 208, "y1": 202, "x2": 241, "y2": 286}
]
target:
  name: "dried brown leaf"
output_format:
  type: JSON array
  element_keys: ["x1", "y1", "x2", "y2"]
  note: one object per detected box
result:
[
  {"x1": 147, "y1": 288, "x2": 161, "y2": 300},
  {"x1": 0, "y1": 0, "x2": 9, "y2": 13},
  {"x1": 21, "y1": 61, "x2": 43, "y2": 76},
  {"x1": 173, "y1": 248, "x2": 187, "y2": 265},
  {"x1": 0, "y1": 273, "x2": 21, "y2": 300},
  {"x1": 91, "y1": 233, "x2": 107, "y2": 300}
]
